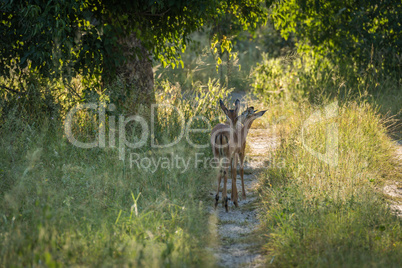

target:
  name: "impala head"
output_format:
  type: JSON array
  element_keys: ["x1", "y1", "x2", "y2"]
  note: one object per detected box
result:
[
  {"x1": 219, "y1": 99, "x2": 240, "y2": 127},
  {"x1": 239, "y1": 106, "x2": 255, "y2": 123},
  {"x1": 239, "y1": 106, "x2": 267, "y2": 125}
]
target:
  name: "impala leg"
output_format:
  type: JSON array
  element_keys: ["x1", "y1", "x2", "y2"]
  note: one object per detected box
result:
[
  {"x1": 240, "y1": 153, "x2": 246, "y2": 200},
  {"x1": 231, "y1": 158, "x2": 235, "y2": 204},
  {"x1": 232, "y1": 154, "x2": 239, "y2": 207},
  {"x1": 215, "y1": 169, "x2": 222, "y2": 209},
  {"x1": 222, "y1": 168, "x2": 229, "y2": 212}
]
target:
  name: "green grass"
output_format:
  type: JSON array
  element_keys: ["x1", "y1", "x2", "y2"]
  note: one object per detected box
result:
[
  {"x1": 0, "y1": 127, "x2": 209, "y2": 266},
  {"x1": 257, "y1": 99, "x2": 402, "y2": 267},
  {"x1": 0, "y1": 80, "x2": 234, "y2": 267},
  {"x1": 1, "y1": 26, "x2": 401, "y2": 267},
  {"x1": 245, "y1": 49, "x2": 402, "y2": 267}
]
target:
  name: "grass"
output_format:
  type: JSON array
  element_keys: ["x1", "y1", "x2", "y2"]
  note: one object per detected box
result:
[
  {"x1": 244, "y1": 49, "x2": 402, "y2": 267},
  {"x1": 1, "y1": 25, "x2": 401, "y2": 267},
  {"x1": 257, "y1": 98, "x2": 402, "y2": 267},
  {"x1": 0, "y1": 79, "x2": 235, "y2": 267},
  {"x1": 0, "y1": 127, "x2": 209, "y2": 266}
]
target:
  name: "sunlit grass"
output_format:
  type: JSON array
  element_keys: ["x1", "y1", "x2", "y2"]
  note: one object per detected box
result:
[
  {"x1": 1, "y1": 25, "x2": 401, "y2": 267},
  {"x1": 0, "y1": 79, "x2": 232, "y2": 266},
  {"x1": 258, "y1": 99, "x2": 402, "y2": 267}
]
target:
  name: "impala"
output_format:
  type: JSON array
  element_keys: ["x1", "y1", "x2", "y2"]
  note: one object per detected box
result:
[{"x1": 211, "y1": 100, "x2": 266, "y2": 211}]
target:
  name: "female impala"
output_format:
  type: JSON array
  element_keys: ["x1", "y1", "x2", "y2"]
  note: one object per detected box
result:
[{"x1": 211, "y1": 100, "x2": 266, "y2": 211}]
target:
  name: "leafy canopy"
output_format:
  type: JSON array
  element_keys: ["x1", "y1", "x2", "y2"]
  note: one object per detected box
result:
[
  {"x1": 266, "y1": 0, "x2": 402, "y2": 76},
  {"x1": 0, "y1": 0, "x2": 267, "y2": 87}
]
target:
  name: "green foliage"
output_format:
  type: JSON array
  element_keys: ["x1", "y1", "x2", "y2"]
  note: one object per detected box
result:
[
  {"x1": 0, "y1": 0, "x2": 268, "y2": 88},
  {"x1": 0, "y1": 76, "x2": 61, "y2": 124},
  {"x1": 267, "y1": 0, "x2": 402, "y2": 78},
  {"x1": 1, "y1": 3, "x2": 401, "y2": 265},
  {"x1": 155, "y1": 23, "x2": 292, "y2": 92},
  {"x1": 0, "y1": 0, "x2": 268, "y2": 124},
  {"x1": 208, "y1": 1, "x2": 268, "y2": 74},
  {"x1": 251, "y1": 51, "x2": 402, "y2": 120},
  {"x1": 0, "y1": 0, "x2": 103, "y2": 83},
  {"x1": 250, "y1": 53, "x2": 287, "y2": 98},
  {"x1": 155, "y1": 31, "x2": 246, "y2": 90},
  {"x1": 252, "y1": 45, "x2": 402, "y2": 265}
]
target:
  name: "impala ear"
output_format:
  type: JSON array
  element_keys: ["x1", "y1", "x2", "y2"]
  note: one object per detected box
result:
[
  {"x1": 219, "y1": 99, "x2": 228, "y2": 115},
  {"x1": 253, "y1": 110, "x2": 267, "y2": 118},
  {"x1": 238, "y1": 107, "x2": 252, "y2": 124},
  {"x1": 234, "y1": 99, "x2": 240, "y2": 113}
]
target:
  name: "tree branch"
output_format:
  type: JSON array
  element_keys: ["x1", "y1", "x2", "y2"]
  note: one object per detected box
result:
[
  {"x1": 140, "y1": 8, "x2": 171, "y2": 17},
  {"x1": 0, "y1": 84, "x2": 25, "y2": 95},
  {"x1": 65, "y1": 83, "x2": 84, "y2": 100}
]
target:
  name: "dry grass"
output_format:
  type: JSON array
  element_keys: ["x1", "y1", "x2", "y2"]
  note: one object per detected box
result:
[{"x1": 257, "y1": 99, "x2": 402, "y2": 267}]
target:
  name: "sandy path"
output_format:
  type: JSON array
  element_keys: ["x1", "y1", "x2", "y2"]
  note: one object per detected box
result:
[
  {"x1": 383, "y1": 141, "x2": 402, "y2": 217},
  {"x1": 208, "y1": 128, "x2": 277, "y2": 267}
]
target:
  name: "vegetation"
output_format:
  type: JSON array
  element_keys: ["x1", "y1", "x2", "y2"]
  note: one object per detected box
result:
[
  {"x1": 0, "y1": 0, "x2": 266, "y2": 89},
  {"x1": 1, "y1": 0, "x2": 401, "y2": 267},
  {"x1": 251, "y1": 39, "x2": 402, "y2": 267},
  {"x1": 257, "y1": 95, "x2": 402, "y2": 266},
  {"x1": 0, "y1": 79, "x2": 231, "y2": 266},
  {"x1": 267, "y1": 0, "x2": 402, "y2": 78}
]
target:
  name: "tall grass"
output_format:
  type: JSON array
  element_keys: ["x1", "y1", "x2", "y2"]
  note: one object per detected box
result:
[
  {"x1": 1, "y1": 23, "x2": 400, "y2": 267},
  {"x1": 257, "y1": 88, "x2": 402, "y2": 266},
  {"x1": 0, "y1": 78, "x2": 232, "y2": 266}
]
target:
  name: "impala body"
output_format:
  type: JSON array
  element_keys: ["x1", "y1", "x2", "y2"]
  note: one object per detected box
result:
[{"x1": 211, "y1": 99, "x2": 266, "y2": 211}]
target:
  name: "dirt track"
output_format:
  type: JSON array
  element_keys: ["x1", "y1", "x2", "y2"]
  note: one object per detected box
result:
[
  {"x1": 209, "y1": 128, "x2": 277, "y2": 267},
  {"x1": 382, "y1": 141, "x2": 402, "y2": 217}
]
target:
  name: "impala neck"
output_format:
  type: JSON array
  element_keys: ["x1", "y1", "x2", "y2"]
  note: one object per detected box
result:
[{"x1": 238, "y1": 118, "x2": 254, "y2": 146}]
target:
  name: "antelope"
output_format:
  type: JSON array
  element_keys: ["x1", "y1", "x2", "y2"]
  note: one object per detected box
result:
[{"x1": 211, "y1": 100, "x2": 266, "y2": 211}]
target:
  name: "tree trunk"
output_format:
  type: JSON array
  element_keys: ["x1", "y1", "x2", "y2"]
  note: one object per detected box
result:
[{"x1": 111, "y1": 33, "x2": 155, "y2": 115}]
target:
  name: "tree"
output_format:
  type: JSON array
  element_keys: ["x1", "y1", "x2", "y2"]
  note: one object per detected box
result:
[
  {"x1": 266, "y1": 0, "x2": 402, "y2": 78},
  {"x1": 1, "y1": 0, "x2": 267, "y2": 110}
]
